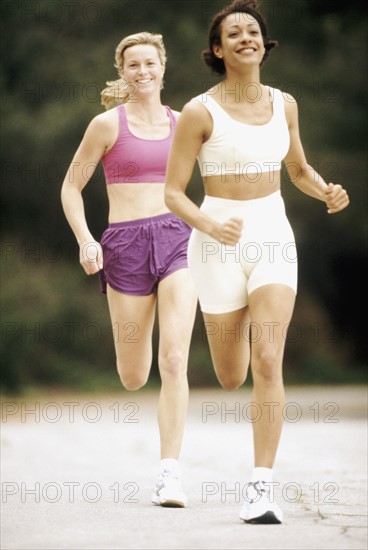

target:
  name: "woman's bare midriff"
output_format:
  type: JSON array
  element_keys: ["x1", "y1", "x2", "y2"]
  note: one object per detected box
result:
[
  {"x1": 203, "y1": 170, "x2": 281, "y2": 200},
  {"x1": 107, "y1": 182, "x2": 170, "y2": 222}
]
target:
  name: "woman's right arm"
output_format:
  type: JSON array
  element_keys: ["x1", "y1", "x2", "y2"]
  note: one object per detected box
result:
[
  {"x1": 165, "y1": 100, "x2": 243, "y2": 245},
  {"x1": 61, "y1": 114, "x2": 112, "y2": 274}
]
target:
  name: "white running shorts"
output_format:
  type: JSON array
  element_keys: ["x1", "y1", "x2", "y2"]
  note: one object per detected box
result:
[{"x1": 188, "y1": 191, "x2": 298, "y2": 314}]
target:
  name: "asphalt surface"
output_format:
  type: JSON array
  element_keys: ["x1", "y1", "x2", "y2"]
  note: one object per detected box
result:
[{"x1": 1, "y1": 386, "x2": 367, "y2": 550}]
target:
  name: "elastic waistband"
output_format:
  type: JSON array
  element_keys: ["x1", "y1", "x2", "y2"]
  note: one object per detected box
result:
[
  {"x1": 107, "y1": 212, "x2": 176, "y2": 229},
  {"x1": 202, "y1": 190, "x2": 282, "y2": 209}
]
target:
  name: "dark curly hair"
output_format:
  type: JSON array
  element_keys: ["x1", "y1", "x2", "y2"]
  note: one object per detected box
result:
[{"x1": 202, "y1": 0, "x2": 278, "y2": 75}]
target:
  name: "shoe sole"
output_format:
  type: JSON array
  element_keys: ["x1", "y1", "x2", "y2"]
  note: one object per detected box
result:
[
  {"x1": 151, "y1": 495, "x2": 187, "y2": 508},
  {"x1": 242, "y1": 511, "x2": 282, "y2": 524}
]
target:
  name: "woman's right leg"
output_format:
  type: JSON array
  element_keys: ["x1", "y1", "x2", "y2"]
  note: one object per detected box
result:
[
  {"x1": 106, "y1": 284, "x2": 156, "y2": 390},
  {"x1": 203, "y1": 307, "x2": 251, "y2": 390}
]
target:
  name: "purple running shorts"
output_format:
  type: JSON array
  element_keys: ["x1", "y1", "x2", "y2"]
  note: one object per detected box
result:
[{"x1": 98, "y1": 213, "x2": 192, "y2": 295}]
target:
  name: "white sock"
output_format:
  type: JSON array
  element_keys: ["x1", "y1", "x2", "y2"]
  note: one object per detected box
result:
[
  {"x1": 251, "y1": 467, "x2": 273, "y2": 483},
  {"x1": 160, "y1": 458, "x2": 180, "y2": 475}
]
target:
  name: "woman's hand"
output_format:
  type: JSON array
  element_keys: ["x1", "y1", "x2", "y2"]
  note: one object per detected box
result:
[
  {"x1": 212, "y1": 217, "x2": 244, "y2": 245},
  {"x1": 325, "y1": 183, "x2": 350, "y2": 214},
  {"x1": 79, "y1": 240, "x2": 103, "y2": 275}
]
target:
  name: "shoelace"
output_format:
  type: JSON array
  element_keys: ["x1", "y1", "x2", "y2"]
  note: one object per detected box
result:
[
  {"x1": 244, "y1": 481, "x2": 268, "y2": 503},
  {"x1": 160, "y1": 469, "x2": 180, "y2": 480},
  {"x1": 156, "y1": 470, "x2": 181, "y2": 490},
  {"x1": 155, "y1": 470, "x2": 182, "y2": 494}
]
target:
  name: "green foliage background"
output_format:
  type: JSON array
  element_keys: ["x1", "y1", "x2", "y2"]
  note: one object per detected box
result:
[{"x1": 1, "y1": 0, "x2": 367, "y2": 393}]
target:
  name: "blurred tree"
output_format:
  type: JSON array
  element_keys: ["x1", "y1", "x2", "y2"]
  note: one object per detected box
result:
[{"x1": 1, "y1": 0, "x2": 367, "y2": 392}]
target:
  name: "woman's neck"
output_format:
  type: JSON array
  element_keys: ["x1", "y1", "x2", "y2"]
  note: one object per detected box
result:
[
  {"x1": 125, "y1": 93, "x2": 164, "y2": 122},
  {"x1": 219, "y1": 66, "x2": 263, "y2": 103}
]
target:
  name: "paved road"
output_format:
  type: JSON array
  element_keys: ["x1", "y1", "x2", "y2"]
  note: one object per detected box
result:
[{"x1": 1, "y1": 386, "x2": 367, "y2": 549}]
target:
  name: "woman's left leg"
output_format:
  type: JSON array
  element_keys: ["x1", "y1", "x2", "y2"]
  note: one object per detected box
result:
[
  {"x1": 151, "y1": 268, "x2": 197, "y2": 507},
  {"x1": 248, "y1": 283, "x2": 296, "y2": 468},
  {"x1": 156, "y1": 268, "x2": 197, "y2": 458},
  {"x1": 239, "y1": 283, "x2": 295, "y2": 524}
]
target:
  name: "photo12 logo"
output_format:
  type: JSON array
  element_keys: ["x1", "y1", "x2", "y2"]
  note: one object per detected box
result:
[
  {"x1": 1, "y1": 481, "x2": 140, "y2": 504},
  {"x1": 201, "y1": 400, "x2": 339, "y2": 423},
  {"x1": 201, "y1": 481, "x2": 339, "y2": 504}
]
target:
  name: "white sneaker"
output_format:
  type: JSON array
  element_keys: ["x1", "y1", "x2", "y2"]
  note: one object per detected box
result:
[
  {"x1": 239, "y1": 481, "x2": 283, "y2": 524},
  {"x1": 151, "y1": 469, "x2": 188, "y2": 508}
]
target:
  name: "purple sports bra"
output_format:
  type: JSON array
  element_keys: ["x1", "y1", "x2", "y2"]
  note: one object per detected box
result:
[{"x1": 101, "y1": 104, "x2": 177, "y2": 184}]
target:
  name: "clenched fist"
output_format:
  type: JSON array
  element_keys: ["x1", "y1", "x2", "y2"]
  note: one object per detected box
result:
[
  {"x1": 212, "y1": 217, "x2": 244, "y2": 245},
  {"x1": 79, "y1": 240, "x2": 103, "y2": 275},
  {"x1": 325, "y1": 183, "x2": 349, "y2": 214}
]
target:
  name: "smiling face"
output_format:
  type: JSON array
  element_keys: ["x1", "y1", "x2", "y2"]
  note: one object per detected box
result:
[
  {"x1": 122, "y1": 44, "x2": 165, "y2": 94},
  {"x1": 213, "y1": 12, "x2": 266, "y2": 71}
]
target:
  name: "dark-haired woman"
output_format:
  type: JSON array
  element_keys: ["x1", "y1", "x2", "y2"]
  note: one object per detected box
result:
[{"x1": 165, "y1": 0, "x2": 349, "y2": 524}]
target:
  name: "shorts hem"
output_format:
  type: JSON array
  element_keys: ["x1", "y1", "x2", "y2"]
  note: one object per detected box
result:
[
  {"x1": 199, "y1": 300, "x2": 247, "y2": 314},
  {"x1": 105, "y1": 281, "x2": 156, "y2": 297},
  {"x1": 160, "y1": 262, "x2": 189, "y2": 283},
  {"x1": 248, "y1": 281, "x2": 297, "y2": 296}
]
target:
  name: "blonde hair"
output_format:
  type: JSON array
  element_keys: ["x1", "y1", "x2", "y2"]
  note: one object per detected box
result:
[{"x1": 101, "y1": 32, "x2": 167, "y2": 110}]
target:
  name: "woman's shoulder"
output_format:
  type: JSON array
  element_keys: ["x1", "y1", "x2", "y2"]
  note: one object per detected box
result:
[
  {"x1": 267, "y1": 86, "x2": 299, "y2": 121},
  {"x1": 169, "y1": 97, "x2": 213, "y2": 139},
  {"x1": 80, "y1": 107, "x2": 120, "y2": 145},
  {"x1": 268, "y1": 85, "x2": 297, "y2": 105},
  {"x1": 87, "y1": 106, "x2": 119, "y2": 131},
  {"x1": 177, "y1": 97, "x2": 214, "y2": 126},
  {"x1": 94, "y1": 105, "x2": 120, "y2": 123}
]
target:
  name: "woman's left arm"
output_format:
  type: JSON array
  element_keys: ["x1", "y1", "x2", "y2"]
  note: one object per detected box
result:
[{"x1": 283, "y1": 95, "x2": 349, "y2": 214}]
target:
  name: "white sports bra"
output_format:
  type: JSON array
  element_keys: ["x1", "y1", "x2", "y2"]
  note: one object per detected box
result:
[{"x1": 194, "y1": 86, "x2": 290, "y2": 177}]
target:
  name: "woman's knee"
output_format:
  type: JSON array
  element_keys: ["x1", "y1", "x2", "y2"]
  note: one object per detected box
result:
[
  {"x1": 215, "y1": 362, "x2": 248, "y2": 391},
  {"x1": 116, "y1": 361, "x2": 149, "y2": 391},
  {"x1": 251, "y1": 348, "x2": 283, "y2": 385},
  {"x1": 159, "y1": 351, "x2": 187, "y2": 382},
  {"x1": 220, "y1": 377, "x2": 244, "y2": 391}
]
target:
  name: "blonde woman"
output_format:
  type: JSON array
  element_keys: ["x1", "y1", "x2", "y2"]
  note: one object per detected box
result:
[
  {"x1": 61, "y1": 32, "x2": 197, "y2": 508},
  {"x1": 165, "y1": 0, "x2": 349, "y2": 524}
]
